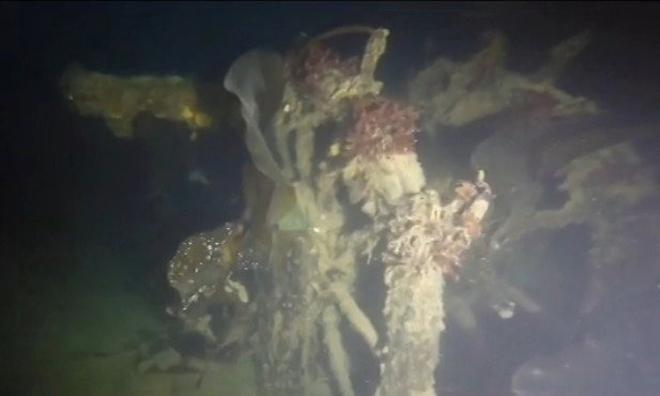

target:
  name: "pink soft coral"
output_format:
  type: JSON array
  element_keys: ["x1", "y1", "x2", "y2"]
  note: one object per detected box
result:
[
  {"x1": 288, "y1": 44, "x2": 359, "y2": 94},
  {"x1": 345, "y1": 98, "x2": 420, "y2": 160}
]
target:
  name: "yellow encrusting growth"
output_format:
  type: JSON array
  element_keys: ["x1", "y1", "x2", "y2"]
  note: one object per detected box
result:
[{"x1": 61, "y1": 64, "x2": 213, "y2": 139}]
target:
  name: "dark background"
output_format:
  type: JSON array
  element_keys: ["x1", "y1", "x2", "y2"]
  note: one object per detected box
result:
[{"x1": 5, "y1": 1, "x2": 660, "y2": 257}]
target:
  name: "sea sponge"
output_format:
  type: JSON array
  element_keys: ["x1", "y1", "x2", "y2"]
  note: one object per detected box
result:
[{"x1": 61, "y1": 64, "x2": 213, "y2": 139}]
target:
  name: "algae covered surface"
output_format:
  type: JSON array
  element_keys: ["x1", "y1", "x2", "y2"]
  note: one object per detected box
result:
[{"x1": 6, "y1": 3, "x2": 660, "y2": 396}]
